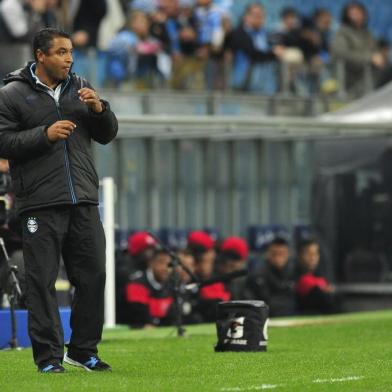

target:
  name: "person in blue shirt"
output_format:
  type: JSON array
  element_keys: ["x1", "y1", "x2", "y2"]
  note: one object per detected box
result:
[
  {"x1": 106, "y1": 10, "x2": 166, "y2": 87},
  {"x1": 163, "y1": 0, "x2": 204, "y2": 89},
  {"x1": 195, "y1": 0, "x2": 225, "y2": 52},
  {"x1": 195, "y1": 0, "x2": 233, "y2": 89},
  {"x1": 226, "y1": 3, "x2": 284, "y2": 94}
]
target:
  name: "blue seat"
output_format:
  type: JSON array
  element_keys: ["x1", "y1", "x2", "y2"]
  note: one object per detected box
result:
[
  {"x1": 158, "y1": 228, "x2": 189, "y2": 250},
  {"x1": 204, "y1": 228, "x2": 220, "y2": 242},
  {"x1": 293, "y1": 224, "x2": 313, "y2": 247},
  {"x1": 115, "y1": 229, "x2": 136, "y2": 251},
  {"x1": 247, "y1": 224, "x2": 289, "y2": 252}
]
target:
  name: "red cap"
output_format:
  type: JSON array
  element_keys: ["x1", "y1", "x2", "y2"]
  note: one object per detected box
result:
[
  {"x1": 221, "y1": 237, "x2": 249, "y2": 260},
  {"x1": 187, "y1": 231, "x2": 215, "y2": 251},
  {"x1": 128, "y1": 232, "x2": 157, "y2": 256}
]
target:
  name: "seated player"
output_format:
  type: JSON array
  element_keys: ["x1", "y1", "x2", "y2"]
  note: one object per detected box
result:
[
  {"x1": 295, "y1": 239, "x2": 338, "y2": 314},
  {"x1": 216, "y1": 236, "x2": 253, "y2": 300},
  {"x1": 248, "y1": 237, "x2": 296, "y2": 317},
  {"x1": 125, "y1": 249, "x2": 173, "y2": 328},
  {"x1": 186, "y1": 230, "x2": 227, "y2": 322},
  {"x1": 116, "y1": 231, "x2": 158, "y2": 323},
  {"x1": 127, "y1": 231, "x2": 158, "y2": 273}
]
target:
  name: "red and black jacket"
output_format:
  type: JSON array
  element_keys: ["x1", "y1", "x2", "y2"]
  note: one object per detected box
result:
[{"x1": 125, "y1": 270, "x2": 174, "y2": 327}]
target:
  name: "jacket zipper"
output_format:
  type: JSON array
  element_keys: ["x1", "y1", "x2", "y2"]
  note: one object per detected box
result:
[
  {"x1": 54, "y1": 104, "x2": 77, "y2": 204},
  {"x1": 51, "y1": 77, "x2": 77, "y2": 204}
]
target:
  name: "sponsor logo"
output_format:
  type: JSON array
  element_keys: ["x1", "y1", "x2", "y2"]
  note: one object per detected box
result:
[
  {"x1": 27, "y1": 218, "x2": 38, "y2": 233},
  {"x1": 224, "y1": 338, "x2": 248, "y2": 345},
  {"x1": 227, "y1": 317, "x2": 245, "y2": 339}
]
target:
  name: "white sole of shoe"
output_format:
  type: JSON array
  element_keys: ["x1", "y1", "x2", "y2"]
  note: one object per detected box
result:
[{"x1": 63, "y1": 353, "x2": 92, "y2": 372}]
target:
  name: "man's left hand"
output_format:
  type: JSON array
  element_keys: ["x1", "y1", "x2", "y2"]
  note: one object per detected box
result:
[{"x1": 78, "y1": 88, "x2": 103, "y2": 113}]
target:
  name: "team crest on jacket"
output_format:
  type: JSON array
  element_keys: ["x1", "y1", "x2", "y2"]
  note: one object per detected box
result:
[{"x1": 27, "y1": 218, "x2": 38, "y2": 233}]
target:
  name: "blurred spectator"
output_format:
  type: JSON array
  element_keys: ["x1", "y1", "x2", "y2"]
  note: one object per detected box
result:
[
  {"x1": 195, "y1": 0, "x2": 226, "y2": 89},
  {"x1": 226, "y1": 3, "x2": 284, "y2": 94},
  {"x1": 297, "y1": 9, "x2": 334, "y2": 94},
  {"x1": 125, "y1": 249, "x2": 173, "y2": 328},
  {"x1": 270, "y1": 7, "x2": 308, "y2": 94},
  {"x1": 106, "y1": 10, "x2": 169, "y2": 88},
  {"x1": 309, "y1": 9, "x2": 338, "y2": 94},
  {"x1": 273, "y1": 7, "x2": 304, "y2": 63},
  {"x1": 217, "y1": 236, "x2": 253, "y2": 300},
  {"x1": 150, "y1": 0, "x2": 171, "y2": 52},
  {"x1": 248, "y1": 238, "x2": 296, "y2": 317},
  {"x1": 70, "y1": 0, "x2": 107, "y2": 83},
  {"x1": 0, "y1": 0, "x2": 58, "y2": 43},
  {"x1": 163, "y1": 0, "x2": 206, "y2": 90},
  {"x1": 195, "y1": 0, "x2": 225, "y2": 55},
  {"x1": 72, "y1": 0, "x2": 107, "y2": 49},
  {"x1": 331, "y1": 1, "x2": 388, "y2": 96},
  {"x1": 311, "y1": 9, "x2": 333, "y2": 64},
  {"x1": 295, "y1": 239, "x2": 339, "y2": 314}
]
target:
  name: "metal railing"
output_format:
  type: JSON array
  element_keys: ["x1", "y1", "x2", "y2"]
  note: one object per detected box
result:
[
  {"x1": 101, "y1": 89, "x2": 344, "y2": 117},
  {"x1": 0, "y1": 44, "x2": 377, "y2": 106},
  {"x1": 115, "y1": 114, "x2": 392, "y2": 141},
  {"x1": 85, "y1": 50, "x2": 379, "y2": 99}
]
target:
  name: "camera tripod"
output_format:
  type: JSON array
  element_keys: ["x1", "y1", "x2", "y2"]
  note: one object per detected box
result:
[
  {"x1": 0, "y1": 237, "x2": 22, "y2": 350},
  {"x1": 148, "y1": 232, "x2": 199, "y2": 337}
]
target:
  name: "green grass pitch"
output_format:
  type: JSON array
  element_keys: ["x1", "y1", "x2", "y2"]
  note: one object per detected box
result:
[{"x1": 1, "y1": 310, "x2": 391, "y2": 391}]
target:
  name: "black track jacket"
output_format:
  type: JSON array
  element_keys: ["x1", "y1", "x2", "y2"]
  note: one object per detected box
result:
[{"x1": 0, "y1": 63, "x2": 118, "y2": 213}]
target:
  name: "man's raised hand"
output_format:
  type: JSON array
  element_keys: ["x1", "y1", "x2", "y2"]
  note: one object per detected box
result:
[{"x1": 78, "y1": 87, "x2": 104, "y2": 113}]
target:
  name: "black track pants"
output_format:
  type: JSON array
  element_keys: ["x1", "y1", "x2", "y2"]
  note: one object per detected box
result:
[{"x1": 21, "y1": 204, "x2": 106, "y2": 367}]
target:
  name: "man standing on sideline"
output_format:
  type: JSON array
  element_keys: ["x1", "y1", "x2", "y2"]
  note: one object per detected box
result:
[{"x1": 0, "y1": 28, "x2": 118, "y2": 373}]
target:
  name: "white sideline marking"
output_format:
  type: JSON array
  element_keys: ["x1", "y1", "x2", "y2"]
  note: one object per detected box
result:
[
  {"x1": 221, "y1": 384, "x2": 279, "y2": 391},
  {"x1": 221, "y1": 375, "x2": 364, "y2": 391},
  {"x1": 313, "y1": 376, "x2": 364, "y2": 384},
  {"x1": 269, "y1": 319, "x2": 337, "y2": 328}
]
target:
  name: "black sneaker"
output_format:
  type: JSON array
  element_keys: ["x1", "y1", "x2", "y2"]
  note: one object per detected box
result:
[
  {"x1": 64, "y1": 352, "x2": 112, "y2": 372},
  {"x1": 38, "y1": 363, "x2": 65, "y2": 373}
]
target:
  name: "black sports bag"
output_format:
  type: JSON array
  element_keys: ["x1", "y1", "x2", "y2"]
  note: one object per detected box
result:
[{"x1": 215, "y1": 300, "x2": 269, "y2": 352}]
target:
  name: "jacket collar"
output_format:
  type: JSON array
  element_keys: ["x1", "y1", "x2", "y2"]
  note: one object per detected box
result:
[{"x1": 3, "y1": 61, "x2": 72, "y2": 90}]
